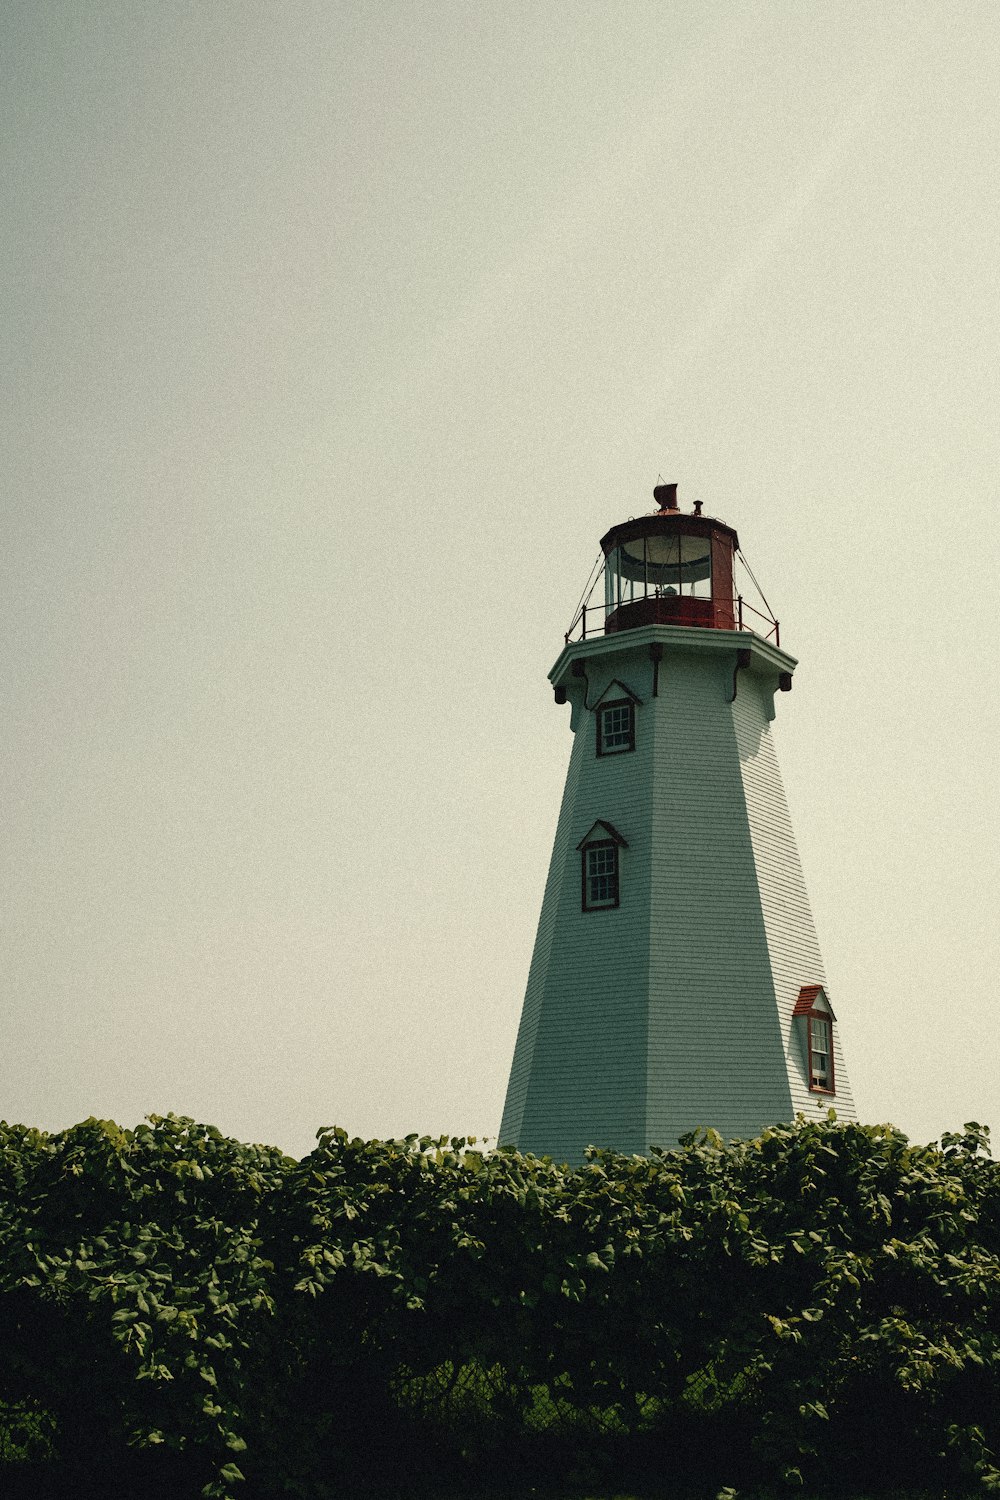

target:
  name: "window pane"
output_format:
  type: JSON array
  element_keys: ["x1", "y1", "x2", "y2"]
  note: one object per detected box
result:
[
  {"x1": 583, "y1": 842, "x2": 618, "y2": 908},
  {"x1": 600, "y1": 703, "x2": 633, "y2": 752},
  {"x1": 809, "y1": 1015, "x2": 831, "y2": 1087}
]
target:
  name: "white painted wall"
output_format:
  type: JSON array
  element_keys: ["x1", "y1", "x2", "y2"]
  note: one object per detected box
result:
[
  {"x1": 499, "y1": 625, "x2": 856, "y2": 1163},
  {"x1": 644, "y1": 642, "x2": 794, "y2": 1147},
  {"x1": 734, "y1": 677, "x2": 857, "y2": 1123},
  {"x1": 500, "y1": 648, "x2": 652, "y2": 1157}
]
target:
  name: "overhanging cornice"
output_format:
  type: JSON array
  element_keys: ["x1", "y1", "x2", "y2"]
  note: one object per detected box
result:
[{"x1": 548, "y1": 624, "x2": 798, "y2": 691}]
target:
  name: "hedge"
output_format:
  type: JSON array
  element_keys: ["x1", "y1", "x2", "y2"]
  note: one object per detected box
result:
[{"x1": 1, "y1": 1112, "x2": 999, "y2": 1497}]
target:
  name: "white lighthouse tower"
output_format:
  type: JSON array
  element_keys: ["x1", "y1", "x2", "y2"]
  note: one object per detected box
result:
[{"x1": 500, "y1": 483, "x2": 855, "y2": 1163}]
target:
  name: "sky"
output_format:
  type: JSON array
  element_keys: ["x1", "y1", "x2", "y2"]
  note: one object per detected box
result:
[{"x1": 2, "y1": 1, "x2": 999, "y2": 1159}]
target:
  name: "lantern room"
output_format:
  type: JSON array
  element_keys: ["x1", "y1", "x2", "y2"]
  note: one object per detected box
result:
[
  {"x1": 601, "y1": 482, "x2": 738, "y2": 633},
  {"x1": 564, "y1": 483, "x2": 781, "y2": 646}
]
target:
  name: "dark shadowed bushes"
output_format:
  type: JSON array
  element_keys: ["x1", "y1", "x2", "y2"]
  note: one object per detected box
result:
[{"x1": 1, "y1": 1113, "x2": 999, "y2": 1497}]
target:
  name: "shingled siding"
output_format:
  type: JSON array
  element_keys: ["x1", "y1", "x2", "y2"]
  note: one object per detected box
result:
[
  {"x1": 645, "y1": 646, "x2": 793, "y2": 1147},
  {"x1": 506, "y1": 648, "x2": 656, "y2": 1160},
  {"x1": 733, "y1": 678, "x2": 857, "y2": 1123}
]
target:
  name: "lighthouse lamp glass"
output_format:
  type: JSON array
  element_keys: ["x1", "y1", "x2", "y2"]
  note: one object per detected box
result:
[{"x1": 605, "y1": 533, "x2": 713, "y2": 612}]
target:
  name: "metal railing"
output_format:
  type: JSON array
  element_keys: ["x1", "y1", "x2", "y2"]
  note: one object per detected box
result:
[
  {"x1": 736, "y1": 594, "x2": 780, "y2": 647},
  {"x1": 566, "y1": 593, "x2": 779, "y2": 647},
  {"x1": 564, "y1": 551, "x2": 780, "y2": 648}
]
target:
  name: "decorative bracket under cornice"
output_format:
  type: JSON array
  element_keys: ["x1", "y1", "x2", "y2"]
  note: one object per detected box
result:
[
  {"x1": 729, "y1": 647, "x2": 752, "y2": 703},
  {"x1": 649, "y1": 642, "x2": 663, "y2": 698}
]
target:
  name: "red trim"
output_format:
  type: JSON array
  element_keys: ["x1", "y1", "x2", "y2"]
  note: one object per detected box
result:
[
  {"x1": 606, "y1": 595, "x2": 722, "y2": 632},
  {"x1": 793, "y1": 984, "x2": 834, "y2": 1018},
  {"x1": 806, "y1": 1013, "x2": 836, "y2": 1096},
  {"x1": 600, "y1": 512, "x2": 740, "y2": 556},
  {"x1": 711, "y1": 531, "x2": 736, "y2": 630},
  {"x1": 792, "y1": 987, "x2": 837, "y2": 1095}
]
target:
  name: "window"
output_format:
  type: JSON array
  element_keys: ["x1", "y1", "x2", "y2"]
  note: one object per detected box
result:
[
  {"x1": 793, "y1": 985, "x2": 836, "y2": 1096},
  {"x1": 808, "y1": 1014, "x2": 833, "y2": 1092},
  {"x1": 597, "y1": 699, "x2": 635, "y2": 756},
  {"x1": 576, "y1": 820, "x2": 628, "y2": 912},
  {"x1": 583, "y1": 841, "x2": 619, "y2": 909}
]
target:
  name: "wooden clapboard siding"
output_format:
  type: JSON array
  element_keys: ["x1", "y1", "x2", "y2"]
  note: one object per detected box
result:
[
  {"x1": 645, "y1": 647, "x2": 793, "y2": 1148},
  {"x1": 499, "y1": 625, "x2": 856, "y2": 1164},
  {"x1": 507, "y1": 651, "x2": 654, "y2": 1159},
  {"x1": 498, "y1": 727, "x2": 585, "y2": 1148},
  {"x1": 733, "y1": 677, "x2": 858, "y2": 1123}
]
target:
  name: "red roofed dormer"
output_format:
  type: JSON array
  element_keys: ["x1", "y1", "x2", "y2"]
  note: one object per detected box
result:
[
  {"x1": 793, "y1": 985, "x2": 836, "y2": 1096},
  {"x1": 793, "y1": 984, "x2": 834, "y2": 1018}
]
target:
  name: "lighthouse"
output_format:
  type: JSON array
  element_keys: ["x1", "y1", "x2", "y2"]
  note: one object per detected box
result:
[{"x1": 500, "y1": 484, "x2": 855, "y2": 1163}]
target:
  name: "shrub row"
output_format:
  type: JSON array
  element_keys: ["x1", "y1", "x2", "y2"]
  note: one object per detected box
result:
[{"x1": 1, "y1": 1113, "x2": 999, "y2": 1497}]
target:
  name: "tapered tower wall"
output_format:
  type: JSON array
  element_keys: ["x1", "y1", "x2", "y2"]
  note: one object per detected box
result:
[
  {"x1": 499, "y1": 620, "x2": 855, "y2": 1164},
  {"x1": 644, "y1": 645, "x2": 794, "y2": 1147},
  {"x1": 733, "y1": 678, "x2": 857, "y2": 1122},
  {"x1": 499, "y1": 731, "x2": 588, "y2": 1149},
  {"x1": 500, "y1": 654, "x2": 653, "y2": 1157}
]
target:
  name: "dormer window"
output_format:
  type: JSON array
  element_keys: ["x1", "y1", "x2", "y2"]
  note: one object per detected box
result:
[
  {"x1": 809, "y1": 1014, "x2": 832, "y2": 1091},
  {"x1": 597, "y1": 700, "x2": 634, "y2": 756},
  {"x1": 793, "y1": 985, "x2": 837, "y2": 1096},
  {"x1": 576, "y1": 820, "x2": 628, "y2": 912}
]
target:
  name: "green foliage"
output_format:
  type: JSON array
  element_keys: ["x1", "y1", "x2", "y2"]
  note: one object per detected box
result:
[
  {"x1": 1, "y1": 1112, "x2": 1000, "y2": 1496},
  {"x1": 0, "y1": 1114, "x2": 289, "y2": 1497}
]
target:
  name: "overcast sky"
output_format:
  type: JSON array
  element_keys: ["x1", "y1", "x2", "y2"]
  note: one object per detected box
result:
[{"x1": 3, "y1": 1, "x2": 998, "y2": 1159}]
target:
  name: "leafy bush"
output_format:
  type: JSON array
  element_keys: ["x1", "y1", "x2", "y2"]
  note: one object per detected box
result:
[{"x1": 1, "y1": 1113, "x2": 999, "y2": 1497}]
